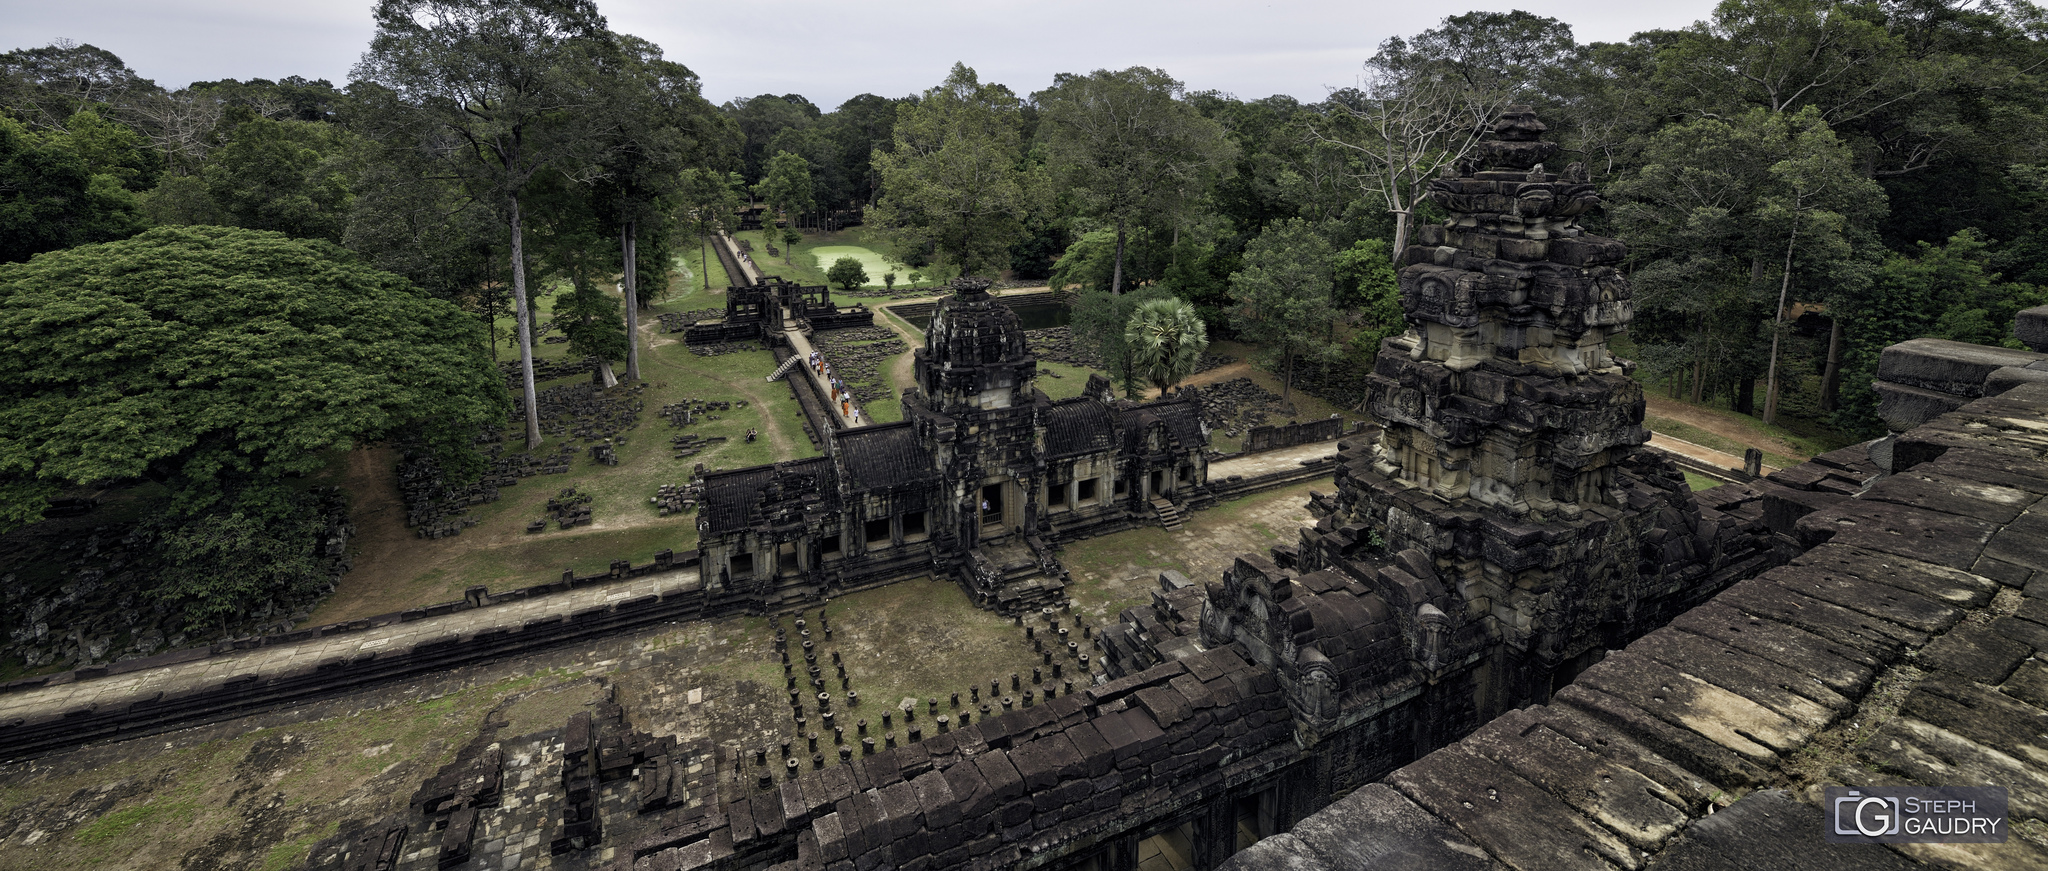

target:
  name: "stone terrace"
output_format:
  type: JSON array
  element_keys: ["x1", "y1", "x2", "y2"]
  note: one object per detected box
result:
[{"x1": 1221, "y1": 380, "x2": 2048, "y2": 871}]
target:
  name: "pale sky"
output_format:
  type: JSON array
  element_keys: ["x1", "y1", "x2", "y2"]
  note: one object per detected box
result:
[{"x1": 0, "y1": 0, "x2": 1726, "y2": 110}]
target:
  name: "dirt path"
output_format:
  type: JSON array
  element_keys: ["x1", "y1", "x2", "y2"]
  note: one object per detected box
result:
[
  {"x1": 1643, "y1": 394, "x2": 1800, "y2": 459},
  {"x1": 875, "y1": 306, "x2": 924, "y2": 399}
]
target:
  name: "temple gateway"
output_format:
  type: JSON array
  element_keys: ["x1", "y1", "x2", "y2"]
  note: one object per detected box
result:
[{"x1": 695, "y1": 277, "x2": 1214, "y2": 614}]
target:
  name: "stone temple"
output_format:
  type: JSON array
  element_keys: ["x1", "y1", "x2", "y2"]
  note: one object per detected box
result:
[
  {"x1": 695, "y1": 276, "x2": 1213, "y2": 615},
  {"x1": 6, "y1": 111, "x2": 2048, "y2": 871}
]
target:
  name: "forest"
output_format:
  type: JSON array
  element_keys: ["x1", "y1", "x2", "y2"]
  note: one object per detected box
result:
[{"x1": 2, "y1": 0, "x2": 2046, "y2": 633}]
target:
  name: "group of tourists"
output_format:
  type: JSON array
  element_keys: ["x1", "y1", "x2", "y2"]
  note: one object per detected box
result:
[{"x1": 808, "y1": 350, "x2": 863, "y2": 426}]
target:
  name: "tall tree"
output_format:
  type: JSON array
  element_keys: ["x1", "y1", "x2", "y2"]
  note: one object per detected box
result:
[
  {"x1": 354, "y1": 0, "x2": 619, "y2": 449},
  {"x1": 1125, "y1": 296, "x2": 1210, "y2": 395},
  {"x1": 1609, "y1": 107, "x2": 1885, "y2": 415},
  {"x1": 589, "y1": 34, "x2": 733, "y2": 382},
  {"x1": 1229, "y1": 218, "x2": 1339, "y2": 401},
  {"x1": 1316, "y1": 11, "x2": 1576, "y2": 254},
  {"x1": 756, "y1": 149, "x2": 816, "y2": 256},
  {"x1": 1034, "y1": 67, "x2": 1232, "y2": 294},
  {"x1": 674, "y1": 168, "x2": 745, "y2": 289},
  {"x1": 869, "y1": 63, "x2": 1033, "y2": 278}
]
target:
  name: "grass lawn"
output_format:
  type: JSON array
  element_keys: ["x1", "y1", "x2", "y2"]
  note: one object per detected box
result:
[
  {"x1": 810, "y1": 245, "x2": 897, "y2": 288},
  {"x1": 307, "y1": 268, "x2": 822, "y2": 623},
  {"x1": 1647, "y1": 415, "x2": 1807, "y2": 471},
  {"x1": 1683, "y1": 472, "x2": 1722, "y2": 492}
]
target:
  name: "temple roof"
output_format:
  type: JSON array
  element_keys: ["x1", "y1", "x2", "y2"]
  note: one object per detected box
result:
[
  {"x1": 834, "y1": 422, "x2": 939, "y2": 492},
  {"x1": 1046, "y1": 399, "x2": 1117, "y2": 458}
]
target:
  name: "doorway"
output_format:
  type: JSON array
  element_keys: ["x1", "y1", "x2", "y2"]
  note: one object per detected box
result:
[{"x1": 980, "y1": 483, "x2": 1005, "y2": 534}]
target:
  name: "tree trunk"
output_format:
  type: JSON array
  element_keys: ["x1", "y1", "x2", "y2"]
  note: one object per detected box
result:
[
  {"x1": 509, "y1": 197, "x2": 543, "y2": 450},
  {"x1": 702, "y1": 232, "x2": 712, "y2": 290},
  {"x1": 1110, "y1": 221, "x2": 1127, "y2": 296},
  {"x1": 1690, "y1": 357, "x2": 1704, "y2": 404},
  {"x1": 622, "y1": 219, "x2": 641, "y2": 383},
  {"x1": 597, "y1": 358, "x2": 619, "y2": 389},
  {"x1": 1282, "y1": 347, "x2": 1295, "y2": 402},
  {"x1": 1391, "y1": 209, "x2": 1412, "y2": 258},
  {"x1": 1762, "y1": 224, "x2": 1798, "y2": 426},
  {"x1": 1819, "y1": 315, "x2": 1844, "y2": 412},
  {"x1": 1734, "y1": 372, "x2": 1755, "y2": 416}
]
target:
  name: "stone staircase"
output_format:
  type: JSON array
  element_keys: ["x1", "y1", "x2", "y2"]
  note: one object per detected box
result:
[
  {"x1": 1150, "y1": 497, "x2": 1185, "y2": 531},
  {"x1": 966, "y1": 540, "x2": 1067, "y2": 614}
]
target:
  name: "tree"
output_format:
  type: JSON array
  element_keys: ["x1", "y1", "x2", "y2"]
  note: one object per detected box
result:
[
  {"x1": 869, "y1": 63, "x2": 1033, "y2": 278},
  {"x1": 201, "y1": 114, "x2": 355, "y2": 241},
  {"x1": 354, "y1": 0, "x2": 619, "y2": 450},
  {"x1": 827, "y1": 256, "x2": 869, "y2": 291},
  {"x1": 782, "y1": 227, "x2": 803, "y2": 266},
  {"x1": 1070, "y1": 285, "x2": 1175, "y2": 395},
  {"x1": 1125, "y1": 296, "x2": 1209, "y2": 395},
  {"x1": 588, "y1": 34, "x2": 735, "y2": 382},
  {"x1": 0, "y1": 114, "x2": 146, "y2": 262},
  {"x1": 556, "y1": 275, "x2": 629, "y2": 386},
  {"x1": 1229, "y1": 218, "x2": 1339, "y2": 401},
  {"x1": 0, "y1": 225, "x2": 506, "y2": 532},
  {"x1": 755, "y1": 149, "x2": 816, "y2": 255},
  {"x1": 883, "y1": 271, "x2": 897, "y2": 291},
  {"x1": 1334, "y1": 239, "x2": 1404, "y2": 347},
  {"x1": 1609, "y1": 107, "x2": 1884, "y2": 416},
  {"x1": 675, "y1": 168, "x2": 745, "y2": 289},
  {"x1": 1034, "y1": 67, "x2": 1233, "y2": 294},
  {"x1": 1316, "y1": 11, "x2": 1576, "y2": 254}
]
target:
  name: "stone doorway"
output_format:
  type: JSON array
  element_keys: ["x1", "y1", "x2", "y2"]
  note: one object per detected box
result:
[{"x1": 979, "y1": 482, "x2": 1007, "y2": 539}]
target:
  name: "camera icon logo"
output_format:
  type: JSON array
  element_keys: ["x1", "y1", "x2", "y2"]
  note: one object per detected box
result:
[{"x1": 1834, "y1": 790, "x2": 1902, "y2": 837}]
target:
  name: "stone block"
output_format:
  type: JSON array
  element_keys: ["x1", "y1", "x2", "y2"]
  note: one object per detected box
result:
[
  {"x1": 1669, "y1": 601, "x2": 1879, "y2": 699},
  {"x1": 1627, "y1": 629, "x2": 1843, "y2": 729},
  {"x1": 971, "y1": 750, "x2": 1023, "y2": 803},
  {"x1": 1878, "y1": 338, "x2": 2046, "y2": 397},
  {"x1": 1552, "y1": 684, "x2": 1769, "y2": 788},
  {"x1": 2018, "y1": 304, "x2": 2048, "y2": 352},
  {"x1": 909, "y1": 770, "x2": 959, "y2": 830},
  {"x1": 1761, "y1": 563, "x2": 1961, "y2": 637},
  {"x1": 1644, "y1": 789, "x2": 1918, "y2": 871},
  {"x1": 1387, "y1": 742, "x2": 1635, "y2": 870},
  {"x1": 1916, "y1": 625, "x2": 2030, "y2": 684},
  {"x1": 1133, "y1": 686, "x2": 1191, "y2": 728}
]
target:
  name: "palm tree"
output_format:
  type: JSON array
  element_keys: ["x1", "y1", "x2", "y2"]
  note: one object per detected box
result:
[{"x1": 1125, "y1": 297, "x2": 1209, "y2": 397}]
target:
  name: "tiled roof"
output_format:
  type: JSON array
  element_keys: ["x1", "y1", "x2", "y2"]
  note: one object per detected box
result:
[
  {"x1": 835, "y1": 422, "x2": 938, "y2": 492},
  {"x1": 1046, "y1": 399, "x2": 1117, "y2": 458},
  {"x1": 700, "y1": 466, "x2": 776, "y2": 533}
]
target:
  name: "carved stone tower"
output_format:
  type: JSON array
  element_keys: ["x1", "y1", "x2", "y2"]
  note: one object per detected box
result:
[
  {"x1": 903, "y1": 277, "x2": 1045, "y2": 550},
  {"x1": 1302, "y1": 108, "x2": 1743, "y2": 712}
]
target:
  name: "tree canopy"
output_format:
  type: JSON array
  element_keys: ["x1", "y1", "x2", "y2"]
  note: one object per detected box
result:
[
  {"x1": 0, "y1": 225, "x2": 506, "y2": 531},
  {"x1": 869, "y1": 63, "x2": 1033, "y2": 278}
]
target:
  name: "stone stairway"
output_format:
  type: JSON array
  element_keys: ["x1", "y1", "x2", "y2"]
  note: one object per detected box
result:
[
  {"x1": 1150, "y1": 497, "x2": 1185, "y2": 531},
  {"x1": 766, "y1": 354, "x2": 803, "y2": 382},
  {"x1": 966, "y1": 540, "x2": 1067, "y2": 614}
]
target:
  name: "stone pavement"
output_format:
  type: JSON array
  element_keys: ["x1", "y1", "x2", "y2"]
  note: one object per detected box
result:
[
  {"x1": 0, "y1": 566, "x2": 702, "y2": 733},
  {"x1": 1649, "y1": 431, "x2": 1781, "y2": 477},
  {"x1": 778, "y1": 323, "x2": 857, "y2": 428},
  {"x1": 1208, "y1": 441, "x2": 1339, "y2": 480}
]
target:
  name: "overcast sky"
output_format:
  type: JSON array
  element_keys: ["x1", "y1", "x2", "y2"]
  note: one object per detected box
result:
[{"x1": 2, "y1": 0, "x2": 1725, "y2": 110}]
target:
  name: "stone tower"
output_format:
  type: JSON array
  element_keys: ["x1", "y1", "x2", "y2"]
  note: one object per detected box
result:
[
  {"x1": 1303, "y1": 107, "x2": 1744, "y2": 711},
  {"x1": 903, "y1": 277, "x2": 1045, "y2": 549}
]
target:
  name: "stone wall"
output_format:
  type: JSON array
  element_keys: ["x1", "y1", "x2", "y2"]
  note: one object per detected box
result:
[{"x1": 1241, "y1": 418, "x2": 1354, "y2": 454}]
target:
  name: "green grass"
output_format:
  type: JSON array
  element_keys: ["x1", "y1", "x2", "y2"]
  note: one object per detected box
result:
[
  {"x1": 1647, "y1": 414, "x2": 1805, "y2": 470},
  {"x1": 810, "y1": 245, "x2": 898, "y2": 288},
  {"x1": 1683, "y1": 472, "x2": 1721, "y2": 492}
]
